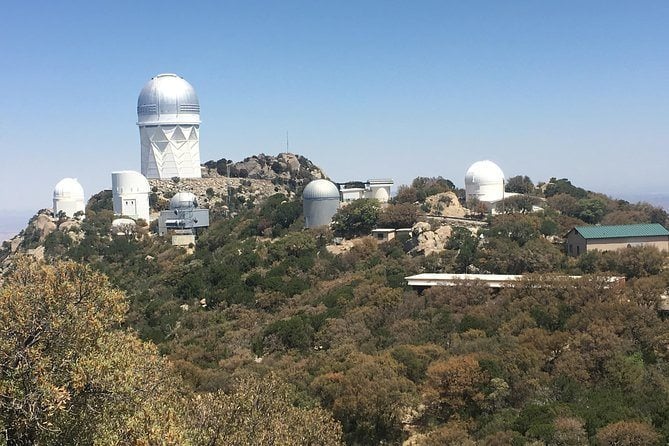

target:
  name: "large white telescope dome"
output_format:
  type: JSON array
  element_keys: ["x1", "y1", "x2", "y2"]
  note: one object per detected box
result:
[
  {"x1": 465, "y1": 160, "x2": 505, "y2": 203},
  {"x1": 112, "y1": 170, "x2": 150, "y2": 194},
  {"x1": 137, "y1": 73, "x2": 200, "y2": 125},
  {"x1": 137, "y1": 73, "x2": 202, "y2": 179},
  {"x1": 53, "y1": 178, "x2": 84, "y2": 200},
  {"x1": 53, "y1": 178, "x2": 85, "y2": 218}
]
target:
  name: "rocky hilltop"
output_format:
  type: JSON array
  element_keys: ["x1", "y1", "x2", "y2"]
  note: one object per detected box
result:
[
  {"x1": 203, "y1": 152, "x2": 326, "y2": 182},
  {"x1": 0, "y1": 153, "x2": 329, "y2": 268},
  {"x1": 149, "y1": 152, "x2": 328, "y2": 211}
]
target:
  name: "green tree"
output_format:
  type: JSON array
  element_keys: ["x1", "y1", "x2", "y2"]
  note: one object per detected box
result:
[
  {"x1": 485, "y1": 214, "x2": 541, "y2": 247},
  {"x1": 424, "y1": 354, "x2": 487, "y2": 420},
  {"x1": 552, "y1": 416, "x2": 588, "y2": 446},
  {"x1": 86, "y1": 190, "x2": 113, "y2": 213},
  {"x1": 466, "y1": 197, "x2": 489, "y2": 218},
  {"x1": 505, "y1": 175, "x2": 535, "y2": 195},
  {"x1": 187, "y1": 374, "x2": 342, "y2": 446},
  {"x1": 618, "y1": 246, "x2": 665, "y2": 278},
  {"x1": 544, "y1": 178, "x2": 588, "y2": 199},
  {"x1": 377, "y1": 203, "x2": 419, "y2": 229},
  {"x1": 496, "y1": 195, "x2": 540, "y2": 214},
  {"x1": 331, "y1": 199, "x2": 380, "y2": 238},
  {"x1": 446, "y1": 227, "x2": 479, "y2": 273},
  {"x1": 395, "y1": 177, "x2": 456, "y2": 204},
  {"x1": 394, "y1": 185, "x2": 420, "y2": 204},
  {"x1": 598, "y1": 246, "x2": 665, "y2": 278},
  {"x1": 595, "y1": 420, "x2": 661, "y2": 446},
  {"x1": 423, "y1": 421, "x2": 477, "y2": 446},
  {"x1": 577, "y1": 198, "x2": 607, "y2": 224},
  {"x1": 311, "y1": 352, "x2": 415, "y2": 444},
  {"x1": 477, "y1": 237, "x2": 524, "y2": 274},
  {"x1": 547, "y1": 193, "x2": 581, "y2": 218},
  {"x1": 0, "y1": 258, "x2": 188, "y2": 445},
  {"x1": 256, "y1": 193, "x2": 302, "y2": 236}
]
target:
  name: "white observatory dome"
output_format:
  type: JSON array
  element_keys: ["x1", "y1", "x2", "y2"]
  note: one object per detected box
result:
[
  {"x1": 112, "y1": 170, "x2": 150, "y2": 194},
  {"x1": 53, "y1": 178, "x2": 84, "y2": 200},
  {"x1": 465, "y1": 160, "x2": 505, "y2": 203},
  {"x1": 303, "y1": 179, "x2": 340, "y2": 200},
  {"x1": 53, "y1": 178, "x2": 85, "y2": 218},
  {"x1": 137, "y1": 73, "x2": 200, "y2": 125},
  {"x1": 303, "y1": 179, "x2": 340, "y2": 228},
  {"x1": 111, "y1": 171, "x2": 151, "y2": 221},
  {"x1": 170, "y1": 192, "x2": 198, "y2": 210}
]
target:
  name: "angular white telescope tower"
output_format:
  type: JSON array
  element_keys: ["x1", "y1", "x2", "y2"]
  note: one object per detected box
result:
[{"x1": 137, "y1": 73, "x2": 202, "y2": 179}]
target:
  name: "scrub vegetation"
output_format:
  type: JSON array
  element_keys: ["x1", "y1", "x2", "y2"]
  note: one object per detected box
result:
[{"x1": 2, "y1": 173, "x2": 669, "y2": 445}]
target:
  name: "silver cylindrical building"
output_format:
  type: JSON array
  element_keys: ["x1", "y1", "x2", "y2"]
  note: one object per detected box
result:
[
  {"x1": 137, "y1": 73, "x2": 202, "y2": 179},
  {"x1": 303, "y1": 179, "x2": 340, "y2": 228}
]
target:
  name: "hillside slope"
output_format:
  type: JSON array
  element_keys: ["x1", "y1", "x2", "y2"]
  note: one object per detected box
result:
[{"x1": 2, "y1": 159, "x2": 669, "y2": 445}]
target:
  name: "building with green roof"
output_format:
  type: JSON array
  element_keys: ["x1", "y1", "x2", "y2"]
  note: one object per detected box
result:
[{"x1": 566, "y1": 223, "x2": 669, "y2": 256}]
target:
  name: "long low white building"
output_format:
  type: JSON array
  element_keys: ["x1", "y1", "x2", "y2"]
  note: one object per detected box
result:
[{"x1": 405, "y1": 273, "x2": 625, "y2": 289}]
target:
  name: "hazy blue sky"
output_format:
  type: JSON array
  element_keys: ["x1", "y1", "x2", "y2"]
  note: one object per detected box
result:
[{"x1": 1, "y1": 1, "x2": 668, "y2": 220}]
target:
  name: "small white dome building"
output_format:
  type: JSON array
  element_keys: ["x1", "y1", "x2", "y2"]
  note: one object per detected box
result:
[
  {"x1": 53, "y1": 178, "x2": 85, "y2": 218},
  {"x1": 303, "y1": 179, "x2": 341, "y2": 228},
  {"x1": 465, "y1": 160, "x2": 505, "y2": 203},
  {"x1": 170, "y1": 192, "x2": 198, "y2": 210},
  {"x1": 137, "y1": 73, "x2": 202, "y2": 179},
  {"x1": 367, "y1": 179, "x2": 393, "y2": 203},
  {"x1": 112, "y1": 171, "x2": 151, "y2": 222}
]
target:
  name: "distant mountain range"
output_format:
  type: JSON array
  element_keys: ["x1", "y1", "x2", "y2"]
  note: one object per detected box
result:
[{"x1": 619, "y1": 193, "x2": 669, "y2": 212}]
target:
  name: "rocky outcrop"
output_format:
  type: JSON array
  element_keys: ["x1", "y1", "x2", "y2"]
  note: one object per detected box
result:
[
  {"x1": 148, "y1": 177, "x2": 293, "y2": 214},
  {"x1": 424, "y1": 191, "x2": 468, "y2": 218},
  {"x1": 410, "y1": 222, "x2": 453, "y2": 256},
  {"x1": 149, "y1": 153, "x2": 329, "y2": 214},
  {"x1": 202, "y1": 152, "x2": 327, "y2": 182},
  {"x1": 32, "y1": 213, "x2": 57, "y2": 241},
  {"x1": 1, "y1": 210, "x2": 59, "y2": 270}
]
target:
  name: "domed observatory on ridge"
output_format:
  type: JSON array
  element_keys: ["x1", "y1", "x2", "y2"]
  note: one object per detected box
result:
[
  {"x1": 157, "y1": 191, "x2": 210, "y2": 249},
  {"x1": 303, "y1": 179, "x2": 341, "y2": 228},
  {"x1": 169, "y1": 191, "x2": 198, "y2": 210},
  {"x1": 464, "y1": 160, "x2": 505, "y2": 204},
  {"x1": 53, "y1": 178, "x2": 85, "y2": 218},
  {"x1": 137, "y1": 73, "x2": 202, "y2": 179},
  {"x1": 111, "y1": 171, "x2": 151, "y2": 222}
]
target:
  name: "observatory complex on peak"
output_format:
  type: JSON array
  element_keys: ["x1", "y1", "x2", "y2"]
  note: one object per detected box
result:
[{"x1": 137, "y1": 73, "x2": 202, "y2": 179}]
